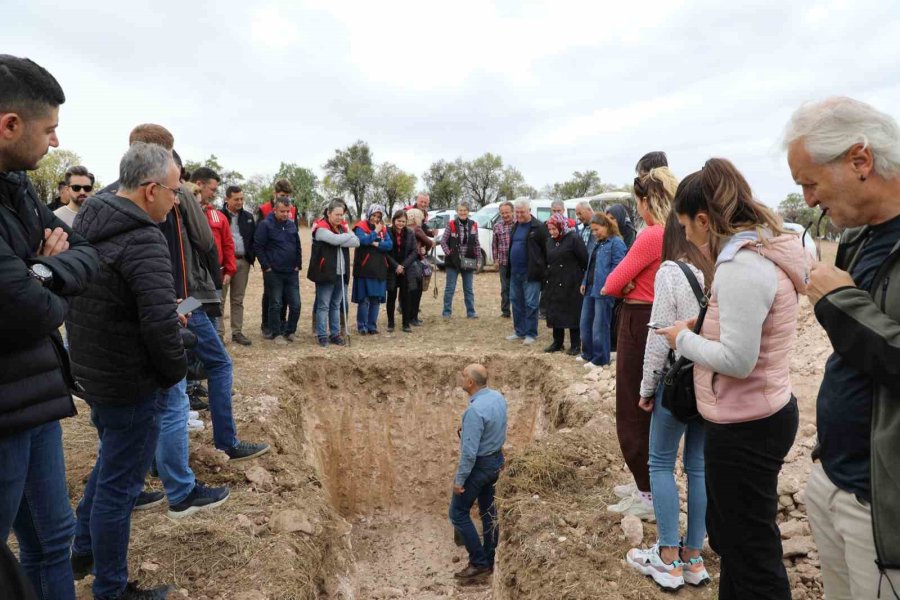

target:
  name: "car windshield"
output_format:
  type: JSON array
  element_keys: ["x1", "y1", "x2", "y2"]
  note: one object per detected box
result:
[
  {"x1": 427, "y1": 214, "x2": 450, "y2": 231},
  {"x1": 474, "y1": 208, "x2": 497, "y2": 228}
]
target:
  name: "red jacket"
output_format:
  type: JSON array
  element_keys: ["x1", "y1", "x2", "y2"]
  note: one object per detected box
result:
[
  {"x1": 259, "y1": 201, "x2": 297, "y2": 222},
  {"x1": 203, "y1": 204, "x2": 236, "y2": 277}
]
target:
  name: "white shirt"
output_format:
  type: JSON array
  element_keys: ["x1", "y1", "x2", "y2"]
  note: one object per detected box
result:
[{"x1": 53, "y1": 204, "x2": 79, "y2": 228}]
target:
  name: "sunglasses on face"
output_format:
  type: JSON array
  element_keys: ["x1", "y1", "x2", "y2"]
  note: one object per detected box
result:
[{"x1": 69, "y1": 185, "x2": 93, "y2": 193}]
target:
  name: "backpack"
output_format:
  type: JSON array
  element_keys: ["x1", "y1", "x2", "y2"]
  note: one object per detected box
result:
[{"x1": 661, "y1": 261, "x2": 708, "y2": 423}]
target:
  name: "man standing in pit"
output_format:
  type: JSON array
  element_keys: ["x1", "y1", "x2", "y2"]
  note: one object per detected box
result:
[{"x1": 449, "y1": 363, "x2": 507, "y2": 583}]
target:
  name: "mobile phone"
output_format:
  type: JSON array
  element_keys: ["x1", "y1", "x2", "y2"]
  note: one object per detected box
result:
[
  {"x1": 647, "y1": 321, "x2": 669, "y2": 330},
  {"x1": 177, "y1": 296, "x2": 203, "y2": 316}
]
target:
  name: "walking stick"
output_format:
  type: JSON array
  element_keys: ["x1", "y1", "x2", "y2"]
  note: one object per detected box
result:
[{"x1": 342, "y1": 279, "x2": 352, "y2": 347}]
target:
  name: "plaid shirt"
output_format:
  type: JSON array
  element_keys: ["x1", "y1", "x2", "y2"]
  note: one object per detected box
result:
[{"x1": 492, "y1": 219, "x2": 513, "y2": 266}]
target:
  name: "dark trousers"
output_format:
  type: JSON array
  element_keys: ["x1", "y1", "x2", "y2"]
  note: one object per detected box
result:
[
  {"x1": 552, "y1": 327, "x2": 580, "y2": 349},
  {"x1": 449, "y1": 453, "x2": 504, "y2": 568},
  {"x1": 261, "y1": 290, "x2": 287, "y2": 334},
  {"x1": 73, "y1": 392, "x2": 163, "y2": 600},
  {"x1": 263, "y1": 271, "x2": 300, "y2": 336},
  {"x1": 409, "y1": 287, "x2": 423, "y2": 322},
  {"x1": 498, "y1": 266, "x2": 510, "y2": 316},
  {"x1": 386, "y1": 275, "x2": 410, "y2": 328},
  {"x1": 705, "y1": 397, "x2": 798, "y2": 600},
  {"x1": 615, "y1": 303, "x2": 652, "y2": 492}
]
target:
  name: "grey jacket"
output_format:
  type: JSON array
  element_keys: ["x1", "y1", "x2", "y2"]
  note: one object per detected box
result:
[
  {"x1": 177, "y1": 185, "x2": 219, "y2": 308},
  {"x1": 815, "y1": 225, "x2": 900, "y2": 570}
]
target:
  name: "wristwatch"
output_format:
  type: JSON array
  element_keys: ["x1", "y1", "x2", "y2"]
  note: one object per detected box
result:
[{"x1": 29, "y1": 263, "x2": 54, "y2": 287}]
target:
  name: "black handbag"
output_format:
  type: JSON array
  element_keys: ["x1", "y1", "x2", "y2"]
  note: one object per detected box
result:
[{"x1": 661, "y1": 261, "x2": 708, "y2": 423}]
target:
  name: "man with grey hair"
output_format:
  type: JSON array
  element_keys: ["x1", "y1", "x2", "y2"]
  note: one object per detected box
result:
[
  {"x1": 67, "y1": 142, "x2": 187, "y2": 599},
  {"x1": 574, "y1": 200, "x2": 594, "y2": 247},
  {"x1": 785, "y1": 96, "x2": 900, "y2": 598},
  {"x1": 492, "y1": 201, "x2": 515, "y2": 317},
  {"x1": 53, "y1": 165, "x2": 94, "y2": 227},
  {"x1": 506, "y1": 199, "x2": 548, "y2": 344},
  {"x1": 449, "y1": 363, "x2": 507, "y2": 583}
]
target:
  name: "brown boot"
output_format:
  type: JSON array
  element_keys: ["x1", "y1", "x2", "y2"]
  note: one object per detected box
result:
[{"x1": 454, "y1": 564, "x2": 492, "y2": 580}]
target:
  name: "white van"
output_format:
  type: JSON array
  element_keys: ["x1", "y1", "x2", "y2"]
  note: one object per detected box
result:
[{"x1": 428, "y1": 209, "x2": 495, "y2": 271}]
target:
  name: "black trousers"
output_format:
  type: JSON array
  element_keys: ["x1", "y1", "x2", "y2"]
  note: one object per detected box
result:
[
  {"x1": 409, "y1": 287, "x2": 423, "y2": 322},
  {"x1": 552, "y1": 327, "x2": 580, "y2": 349},
  {"x1": 705, "y1": 397, "x2": 798, "y2": 600},
  {"x1": 386, "y1": 275, "x2": 410, "y2": 328}
]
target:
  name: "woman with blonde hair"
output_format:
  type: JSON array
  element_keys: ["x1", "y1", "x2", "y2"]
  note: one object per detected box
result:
[
  {"x1": 405, "y1": 208, "x2": 434, "y2": 325},
  {"x1": 657, "y1": 158, "x2": 806, "y2": 599},
  {"x1": 601, "y1": 166, "x2": 678, "y2": 520}
]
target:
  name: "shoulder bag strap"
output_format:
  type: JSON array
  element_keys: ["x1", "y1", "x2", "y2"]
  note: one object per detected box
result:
[{"x1": 672, "y1": 260, "x2": 708, "y2": 334}]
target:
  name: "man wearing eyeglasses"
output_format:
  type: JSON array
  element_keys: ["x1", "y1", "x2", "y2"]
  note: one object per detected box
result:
[{"x1": 53, "y1": 165, "x2": 94, "y2": 227}]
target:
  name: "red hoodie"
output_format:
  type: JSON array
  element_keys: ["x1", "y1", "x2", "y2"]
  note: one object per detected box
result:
[{"x1": 203, "y1": 204, "x2": 236, "y2": 277}]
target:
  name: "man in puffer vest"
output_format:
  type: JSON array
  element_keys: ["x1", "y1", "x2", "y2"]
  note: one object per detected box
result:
[{"x1": 786, "y1": 96, "x2": 900, "y2": 599}]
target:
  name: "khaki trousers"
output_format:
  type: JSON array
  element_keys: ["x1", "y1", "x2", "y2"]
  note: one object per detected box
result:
[
  {"x1": 221, "y1": 258, "x2": 251, "y2": 336},
  {"x1": 806, "y1": 462, "x2": 900, "y2": 599}
]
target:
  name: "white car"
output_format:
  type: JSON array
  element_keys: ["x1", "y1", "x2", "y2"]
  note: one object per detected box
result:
[
  {"x1": 783, "y1": 221, "x2": 820, "y2": 261},
  {"x1": 428, "y1": 209, "x2": 494, "y2": 271}
]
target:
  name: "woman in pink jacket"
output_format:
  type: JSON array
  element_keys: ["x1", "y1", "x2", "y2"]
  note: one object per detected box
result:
[{"x1": 659, "y1": 158, "x2": 808, "y2": 600}]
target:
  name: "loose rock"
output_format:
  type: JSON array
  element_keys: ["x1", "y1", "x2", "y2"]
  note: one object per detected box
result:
[{"x1": 620, "y1": 515, "x2": 643, "y2": 546}]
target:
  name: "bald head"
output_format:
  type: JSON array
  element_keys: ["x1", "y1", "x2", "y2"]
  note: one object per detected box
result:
[{"x1": 461, "y1": 363, "x2": 488, "y2": 394}]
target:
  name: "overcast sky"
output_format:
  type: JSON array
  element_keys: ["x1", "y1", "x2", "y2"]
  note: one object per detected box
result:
[{"x1": 8, "y1": 0, "x2": 900, "y2": 205}]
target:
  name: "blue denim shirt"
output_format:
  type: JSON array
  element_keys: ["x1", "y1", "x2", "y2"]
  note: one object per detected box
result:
[
  {"x1": 455, "y1": 387, "x2": 508, "y2": 486},
  {"x1": 582, "y1": 235, "x2": 627, "y2": 298}
]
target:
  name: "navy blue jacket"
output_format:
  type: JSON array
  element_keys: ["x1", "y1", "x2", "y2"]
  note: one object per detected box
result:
[{"x1": 253, "y1": 213, "x2": 302, "y2": 273}]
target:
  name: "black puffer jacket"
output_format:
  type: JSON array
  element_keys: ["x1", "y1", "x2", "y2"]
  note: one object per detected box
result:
[
  {"x1": 67, "y1": 192, "x2": 187, "y2": 404},
  {"x1": 0, "y1": 171, "x2": 99, "y2": 439}
]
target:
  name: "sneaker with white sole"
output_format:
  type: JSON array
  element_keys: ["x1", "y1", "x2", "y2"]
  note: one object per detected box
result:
[
  {"x1": 613, "y1": 482, "x2": 638, "y2": 499},
  {"x1": 506, "y1": 334, "x2": 523, "y2": 341},
  {"x1": 523, "y1": 336, "x2": 536, "y2": 345},
  {"x1": 168, "y1": 482, "x2": 230, "y2": 519},
  {"x1": 583, "y1": 362, "x2": 598, "y2": 369},
  {"x1": 575, "y1": 356, "x2": 585, "y2": 362},
  {"x1": 683, "y1": 556, "x2": 711, "y2": 586},
  {"x1": 626, "y1": 543, "x2": 685, "y2": 591},
  {"x1": 607, "y1": 493, "x2": 656, "y2": 521}
]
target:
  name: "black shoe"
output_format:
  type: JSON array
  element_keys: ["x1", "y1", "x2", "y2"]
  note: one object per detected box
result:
[
  {"x1": 543, "y1": 344, "x2": 563, "y2": 353},
  {"x1": 167, "y1": 482, "x2": 230, "y2": 519},
  {"x1": 566, "y1": 346, "x2": 581, "y2": 356},
  {"x1": 284, "y1": 334, "x2": 295, "y2": 343},
  {"x1": 193, "y1": 383, "x2": 208, "y2": 398},
  {"x1": 329, "y1": 335, "x2": 346, "y2": 346},
  {"x1": 71, "y1": 551, "x2": 93, "y2": 580},
  {"x1": 402, "y1": 325, "x2": 412, "y2": 333},
  {"x1": 224, "y1": 440, "x2": 270, "y2": 463},
  {"x1": 317, "y1": 337, "x2": 329, "y2": 347},
  {"x1": 232, "y1": 333, "x2": 252, "y2": 346},
  {"x1": 411, "y1": 319, "x2": 422, "y2": 326},
  {"x1": 501, "y1": 313, "x2": 511, "y2": 318},
  {"x1": 133, "y1": 490, "x2": 165, "y2": 511},
  {"x1": 189, "y1": 395, "x2": 208, "y2": 412},
  {"x1": 262, "y1": 332, "x2": 276, "y2": 340},
  {"x1": 386, "y1": 325, "x2": 395, "y2": 332},
  {"x1": 454, "y1": 563, "x2": 492, "y2": 580},
  {"x1": 368, "y1": 329, "x2": 380, "y2": 335},
  {"x1": 120, "y1": 581, "x2": 174, "y2": 599}
]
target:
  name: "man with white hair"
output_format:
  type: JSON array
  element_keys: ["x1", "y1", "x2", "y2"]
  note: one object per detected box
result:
[
  {"x1": 785, "y1": 96, "x2": 900, "y2": 599},
  {"x1": 505, "y1": 199, "x2": 548, "y2": 344},
  {"x1": 574, "y1": 201, "x2": 594, "y2": 248}
]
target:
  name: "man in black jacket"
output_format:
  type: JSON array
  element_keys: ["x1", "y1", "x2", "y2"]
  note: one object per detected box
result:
[
  {"x1": 66, "y1": 142, "x2": 187, "y2": 600},
  {"x1": 505, "y1": 198, "x2": 548, "y2": 345},
  {"x1": 0, "y1": 55, "x2": 99, "y2": 600},
  {"x1": 220, "y1": 185, "x2": 255, "y2": 345}
]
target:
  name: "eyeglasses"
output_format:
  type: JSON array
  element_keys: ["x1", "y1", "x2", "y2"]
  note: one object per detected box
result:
[
  {"x1": 140, "y1": 181, "x2": 179, "y2": 196},
  {"x1": 69, "y1": 184, "x2": 93, "y2": 193}
]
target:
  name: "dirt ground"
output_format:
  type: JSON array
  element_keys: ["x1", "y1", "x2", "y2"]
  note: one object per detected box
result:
[{"x1": 44, "y1": 233, "x2": 836, "y2": 599}]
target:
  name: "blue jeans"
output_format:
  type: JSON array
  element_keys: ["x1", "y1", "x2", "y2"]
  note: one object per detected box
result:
[
  {"x1": 0, "y1": 421, "x2": 76, "y2": 600},
  {"x1": 449, "y1": 453, "x2": 504, "y2": 568},
  {"x1": 649, "y1": 382, "x2": 707, "y2": 550},
  {"x1": 356, "y1": 297, "x2": 381, "y2": 332},
  {"x1": 509, "y1": 271, "x2": 540, "y2": 337},
  {"x1": 187, "y1": 310, "x2": 238, "y2": 450},
  {"x1": 443, "y1": 267, "x2": 476, "y2": 317},
  {"x1": 155, "y1": 379, "x2": 195, "y2": 504},
  {"x1": 264, "y1": 271, "x2": 301, "y2": 336},
  {"x1": 73, "y1": 392, "x2": 164, "y2": 600},
  {"x1": 580, "y1": 296, "x2": 614, "y2": 365},
  {"x1": 315, "y1": 281, "x2": 345, "y2": 339}
]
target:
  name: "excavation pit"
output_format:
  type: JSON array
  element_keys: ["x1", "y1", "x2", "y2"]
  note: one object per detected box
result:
[{"x1": 286, "y1": 353, "x2": 557, "y2": 599}]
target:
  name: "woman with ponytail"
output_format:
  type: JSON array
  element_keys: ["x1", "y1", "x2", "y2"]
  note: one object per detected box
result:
[
  {"x1": 657, "y1": 158, "x2": 808, "y2": 599},
  {"x1": 602, "y1": 166, "x2": 678, "y2": 520}
]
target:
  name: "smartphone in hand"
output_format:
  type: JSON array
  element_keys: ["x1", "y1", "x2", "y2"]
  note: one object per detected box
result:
[
  {"x1": 647, "y1": 321, "x2": 670, "y2": 330},
  {"x1": 177, "y1": 296, "x2": 203, "y2": 316}
]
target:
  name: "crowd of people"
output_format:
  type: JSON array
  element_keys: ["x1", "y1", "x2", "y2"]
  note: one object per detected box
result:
[{"x1": 2, "y1": 52, "x2": 899, "y2": 600}]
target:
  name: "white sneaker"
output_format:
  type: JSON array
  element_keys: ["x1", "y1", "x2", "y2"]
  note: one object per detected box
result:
[
  {"x1": 188, "y1": 410, "x2": 199, "y2": 420},
  {"x1": 506, "y1": 334, "x2": 523, "y2": 341},
  {"x1": 610, "y1": 351, "x2": 617, "y2": 361},
  {"x1": 626, "y1": 543, "x2": 685, "y2": 591},
  {"x1": 575, "y1": 356, "x2": 585, "y2": 362},
  {"x1": 583, "y1": 362, "x2": 597, "y2": 369},
  {"x1": 523, "y1": 336, "x2": 536, "y2": 345},
  {"x1": 613, "y1": 482, "x2": 638, "y2": 499},
  {"x1": 683, "y1": 556, "x2": 711, "y2": 586},
  {"x1": 188, "y1": 419, "x2": 204, "y2": 432},
  {"x1": 607, "y1": 493, "x2": 656, "y2": 521}
]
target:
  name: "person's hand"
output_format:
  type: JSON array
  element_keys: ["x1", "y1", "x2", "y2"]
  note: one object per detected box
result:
[
  {"x1": 375, "y1": 222, "x2": 385, "y2": 233},
  {"x1": 808, "y1": 262, "x2": 856, "y2": 305},
  {"x1": 40, "y1": 228, "x2": 69, "y2": 257},
  {"x1": 178, "y1": 313, "x2": 188, "y2": 327},
  {"x1": 579, "y1": 284, "x2": 586, "y2": 295},
  {"x1": 656, "y1": 319, "x2": 691, "y2": 349},
  {"x1": 623, "y1": 280, "x2": 636, "y2": 295},
  {"x1": 638, "y1": 397, "x2": 654, "y2": 412},
  {"x1": 397, "y1": 266, "x2": 404, "y2": 274},
  {"x1": 453, "y1": 483, "x2": 465, "y2": 495},
  {"x1": 222, "y1": 274, "x2": 231, "y2": 286}
]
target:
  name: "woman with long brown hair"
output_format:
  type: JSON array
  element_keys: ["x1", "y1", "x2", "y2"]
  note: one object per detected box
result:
[
  {"x1": 657, "y1": 158, "x2": 807, "y2": 599},
  {"x1": 602, "y1": 167, "x2": 678, "y2": 520},
  {"x1": 625, "y1": 210, "x2": 715, "y2": 591}
]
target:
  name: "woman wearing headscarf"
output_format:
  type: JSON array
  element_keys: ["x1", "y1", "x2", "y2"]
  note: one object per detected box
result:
[
  {"x1": 543, "y1": 213, "x2": 589, "y2": 354},
  {"x1": 352, "y1": 204, "x2": 393, "y2": 334},
  {"x1": 606, "y1": 204, "x2": 637, "y2": 250}
]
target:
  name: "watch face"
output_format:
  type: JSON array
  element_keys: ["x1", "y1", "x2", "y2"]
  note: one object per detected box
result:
[{"x1": 33, "y1": 264, "x2": 53, "y2": 278}]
